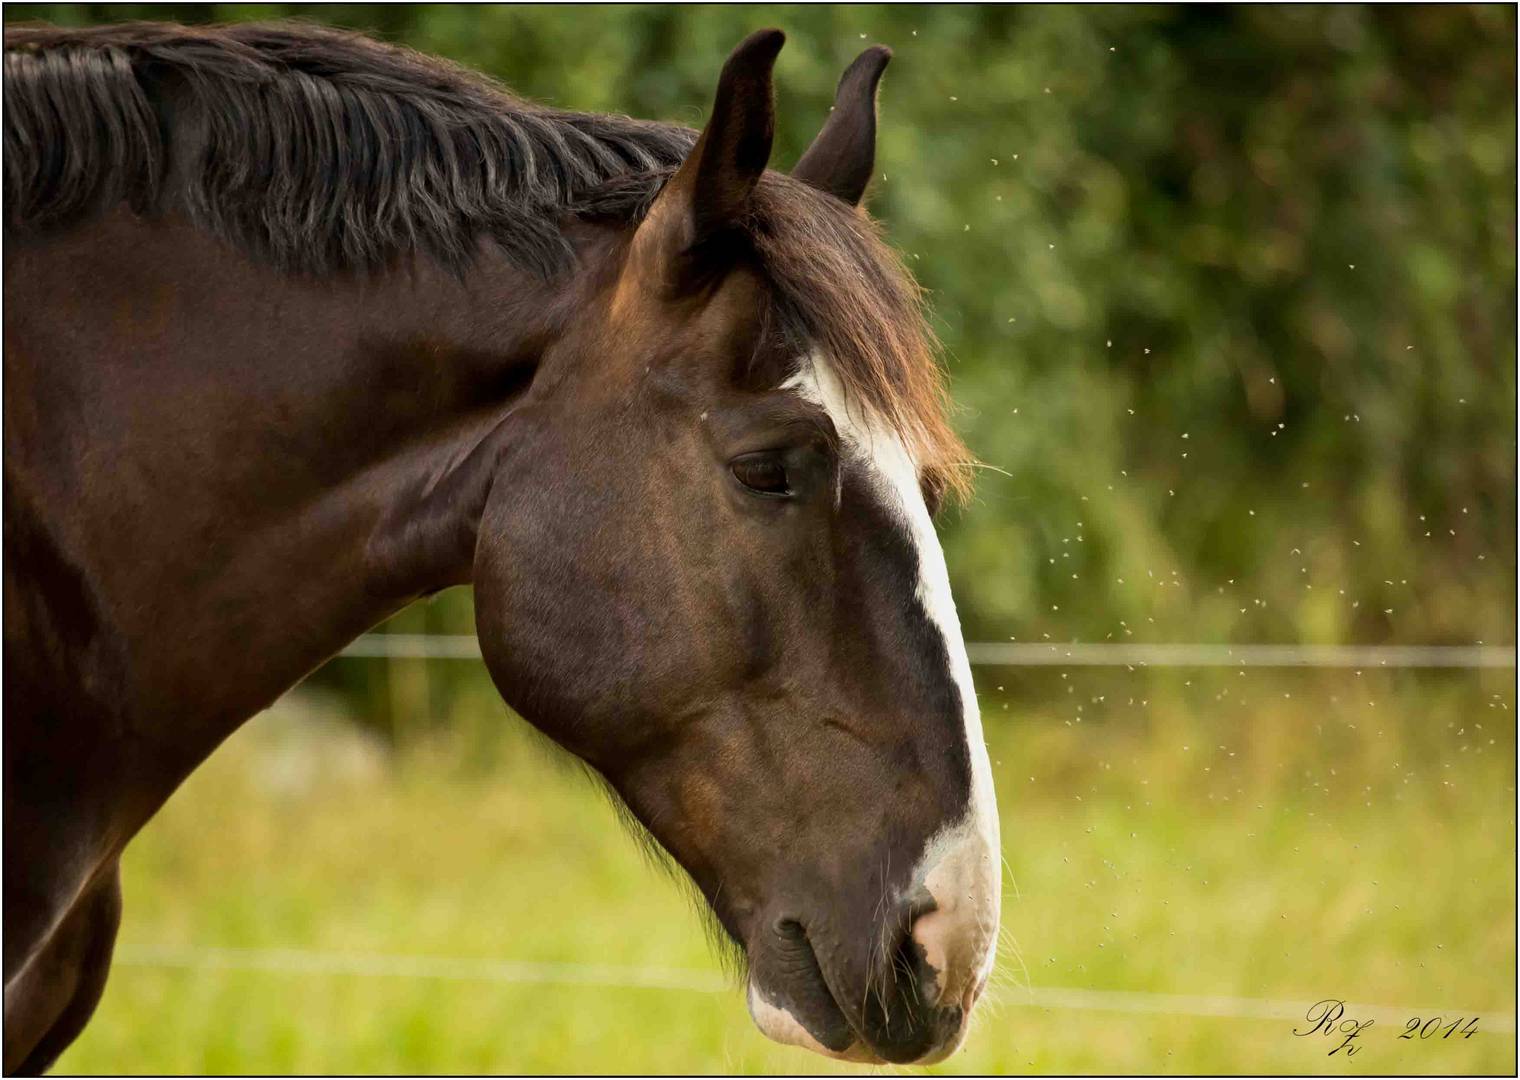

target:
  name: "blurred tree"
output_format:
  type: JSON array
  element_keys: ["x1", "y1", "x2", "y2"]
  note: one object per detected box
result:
[{"x1": 7, "y1": 4, "x2": 1513, "y2": 736}]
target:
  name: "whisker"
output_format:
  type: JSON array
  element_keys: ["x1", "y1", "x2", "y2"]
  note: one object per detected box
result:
[
  {"x1": 953, "y1": 459, "x2": 1013, "y2": 479},
  {"x1": 1000, "y1": 850, "x2": 1022, "y2": 902}
]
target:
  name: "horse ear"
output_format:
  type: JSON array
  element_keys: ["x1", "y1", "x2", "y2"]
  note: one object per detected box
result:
[
  {"x1": 632, "y1": 29, "x2": 784, "y2": 291},
  {"x1": 792, "y1": 46, "x2": 891, "y2": 207}
]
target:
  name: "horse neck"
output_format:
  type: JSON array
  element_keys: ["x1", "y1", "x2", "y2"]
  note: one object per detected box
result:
[{"x1": 6, "y1": 209, "x2": 587, "y2": 769}]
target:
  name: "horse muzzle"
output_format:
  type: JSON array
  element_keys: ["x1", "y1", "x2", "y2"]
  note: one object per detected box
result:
[{"x1": 744, "y1": 826, "x2": 999, "y2": 1065}]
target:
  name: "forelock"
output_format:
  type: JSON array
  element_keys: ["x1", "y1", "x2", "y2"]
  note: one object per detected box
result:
[{"x1": 749, "y1": 175, "x2": 972, "y2": 507}]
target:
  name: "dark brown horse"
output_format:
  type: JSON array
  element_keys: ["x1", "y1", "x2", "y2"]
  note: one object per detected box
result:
[{"x1": 3, "y1": 22, "x2": 1000, "y2": 1071}]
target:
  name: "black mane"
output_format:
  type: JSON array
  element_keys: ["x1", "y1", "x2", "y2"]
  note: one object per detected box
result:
[
  {"x1": 3, "y1": 21, "x2": 697, "y2": 274},
  {"x1": 3, "y1": 20, "x2": 973, "y2": 499}
]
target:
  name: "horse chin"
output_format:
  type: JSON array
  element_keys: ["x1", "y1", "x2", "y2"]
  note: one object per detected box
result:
[
  {"x1": 745, "y1": 983, "x2": 883, "y2": 1064},
  {"x1": 902, "y1": 1018, "x2": 972, "y2": 1066},
  {"x1": 745, "y1": 956, "x2": 978, "y2": 1065}
]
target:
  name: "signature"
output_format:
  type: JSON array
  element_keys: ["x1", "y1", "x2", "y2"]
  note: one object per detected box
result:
[{"x1": 1293, "y1": 999, "x2": 1480, "y2": 1056}]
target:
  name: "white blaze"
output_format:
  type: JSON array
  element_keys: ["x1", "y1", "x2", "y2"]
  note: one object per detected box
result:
[
  {"x1": 784, "y1": 356, "x2": 1001, "y2": 1008},
  {"x1": 748, "y1": 356, "x2": 1001, "y2": 1062}
]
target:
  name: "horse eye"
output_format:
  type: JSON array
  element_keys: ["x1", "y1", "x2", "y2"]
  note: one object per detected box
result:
[{"x1": 730, "y1": 453, "x2": 791, "y2": 496}]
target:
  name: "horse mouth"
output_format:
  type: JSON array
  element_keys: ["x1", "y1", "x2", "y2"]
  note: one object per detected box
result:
[
  {"x1": 745, "y1": 917, "x2": 876, "y2": 1063},
  {"x1": 745, "y1": 918, "x2": 969, "y2": 1065}
]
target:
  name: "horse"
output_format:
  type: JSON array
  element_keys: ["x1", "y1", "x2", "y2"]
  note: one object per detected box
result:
[{"x1": 2, "y1": 21, "x2": 1000, "y2": 1071}]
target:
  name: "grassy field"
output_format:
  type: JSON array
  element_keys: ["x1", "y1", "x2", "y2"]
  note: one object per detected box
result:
[{"x1": 55, "y1": 664, "x2": 1515, "y2": 1075}]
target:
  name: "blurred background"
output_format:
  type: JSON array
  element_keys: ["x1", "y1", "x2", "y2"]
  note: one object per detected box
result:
[{"x1": 6, "y1": 3, "x2": 1514, "y2": 1073}]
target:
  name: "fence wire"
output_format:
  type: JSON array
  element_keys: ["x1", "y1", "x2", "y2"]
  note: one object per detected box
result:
[
  {"x1": 339, "y1": 634, "x2": 1515, "y2": 669},
  {"x1": 156, "y1": 636, "x2": 1512, "y2": 1045},
  {"x1": 113, "y1": 944, "x2": 1515, "y2": 1034}
]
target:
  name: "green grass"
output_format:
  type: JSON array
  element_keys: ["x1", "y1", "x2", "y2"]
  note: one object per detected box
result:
[{"x1": 55, "y1": 666, "x2": 1515, "y2": 1074}]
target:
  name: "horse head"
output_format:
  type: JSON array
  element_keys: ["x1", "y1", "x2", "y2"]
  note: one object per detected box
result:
[{"x1": 467, "y1": 31, "x2": 1001, "y2": 1065}]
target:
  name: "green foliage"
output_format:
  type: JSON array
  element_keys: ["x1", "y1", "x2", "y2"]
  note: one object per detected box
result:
[{"x1": 7, "y1": 5, "x2": 1514, "y2": 733}]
